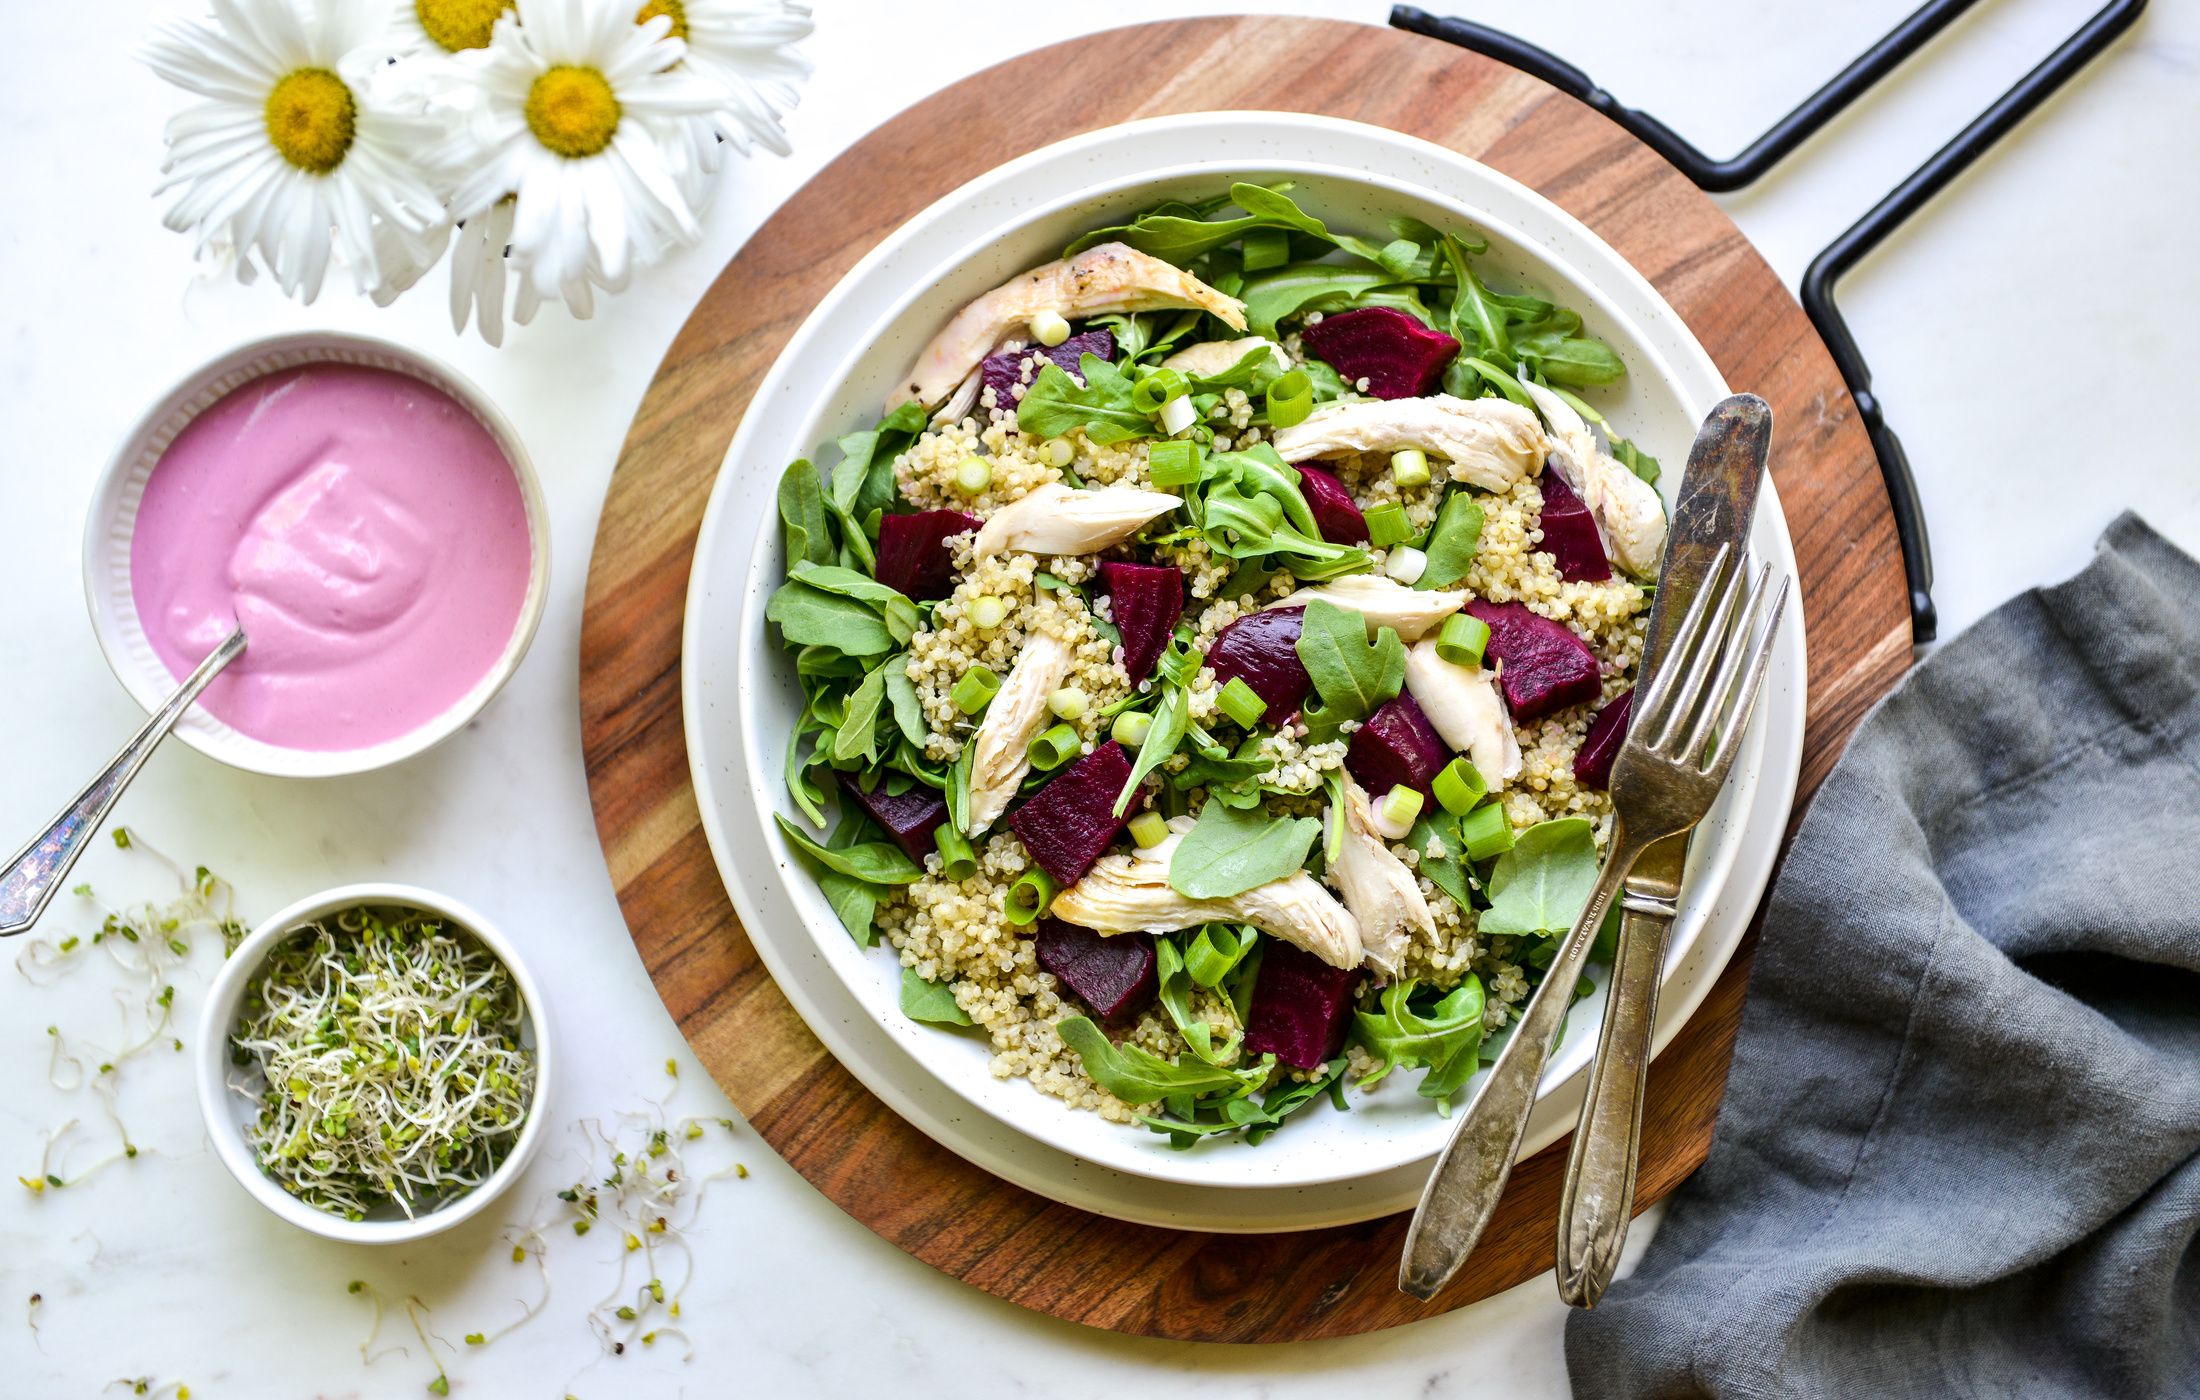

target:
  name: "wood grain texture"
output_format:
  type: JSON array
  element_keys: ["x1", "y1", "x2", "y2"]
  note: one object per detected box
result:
[{"x1": 579, "y1": 16, "x2": 1912, "y2": 1342}]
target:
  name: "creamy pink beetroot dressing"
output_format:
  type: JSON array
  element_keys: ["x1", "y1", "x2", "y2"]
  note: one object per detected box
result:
[{"x1": 130, "y1": 364, "x2": 531, "y2": 751}]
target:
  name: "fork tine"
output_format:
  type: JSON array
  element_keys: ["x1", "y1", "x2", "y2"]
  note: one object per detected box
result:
[
  {"x1": 1701, "y1": 575, "x2": 1789, "y2": 785},
  {"x1": 1646, "y1": 550, "x2": 1746, "y2": 754},
  {"x1": 1675, "y1": 561, "x2": 1770, "y2": 764},
  {"x1": 1631, "y1": 543, "x2": 1732, "y2": 742}
]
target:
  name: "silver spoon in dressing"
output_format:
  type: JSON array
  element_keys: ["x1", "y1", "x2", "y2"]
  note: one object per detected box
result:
[{"x1": 0, "y1": 627, "x2": 246, "y2": 937}]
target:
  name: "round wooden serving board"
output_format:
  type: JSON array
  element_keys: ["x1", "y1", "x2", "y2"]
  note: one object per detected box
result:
[{"x1": 580, "y1": 16, "x2": 1912, "y2": 1342}]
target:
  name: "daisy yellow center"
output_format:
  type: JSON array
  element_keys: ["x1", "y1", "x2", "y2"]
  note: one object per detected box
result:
[
  {"x1": 415, "y1": 0, "x2": 511, "y2": 52},
  {"x1": 635, "y1": 0, "x2": 689, "y2": 40},
  {"x1": 263, "y1": 69, "x2": 356, "y2": 175},
  {"x1": 526, "y1": 67, "x2": 622, "y2": 159}
]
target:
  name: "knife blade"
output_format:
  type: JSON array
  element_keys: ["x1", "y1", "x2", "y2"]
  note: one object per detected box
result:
[{"x1": 1552, "y1": 392, "x2": 1770, "y2": 1307}]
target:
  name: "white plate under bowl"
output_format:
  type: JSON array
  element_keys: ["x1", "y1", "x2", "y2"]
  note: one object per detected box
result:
[
  {"x1": 82, "y1": 331, "x2": 550, "y2": 779},
  {"x1": 684, "y1": 113, "x2": 1806, "y2": 1229}
]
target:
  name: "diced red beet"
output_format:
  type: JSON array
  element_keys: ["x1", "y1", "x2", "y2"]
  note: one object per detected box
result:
[
  {"x1": 1299, "y1": 306, "x2": 1460, "y2": 400},
  {"x1": 1098, "y1": 561, "x2": 1183, "y2": 685},
  {"x1": 836, "y1": 772, "x2": 948, "y2": 863},
  {"x1": 1036, "y1": 920, "x2": 1156, "y2": 1022},
  {"x1": 1346, "y1": 692, "x2": 1450, "y2": 798},
  {"x1": 875, "y1": 510, "x2": 980, "y2": 601},
  {"x1": 1208, "y1": 606, "x2": 1312, "y2": 715},
  {"x1": 979, "y1": 328, "x2": 1116, "y2": 410},
  {"x1": 1466, "y1": 600, "x2": 1603, "y2": 719},
  {"x1": 1008, "y1": 741, "x2": 1134, "y2": 886},
  {"x1": 1538, "y1": 467, "x2": 1612, "y2": 583},
  {"x1": 1295, "y1": 464, "x2": 1370, "y2": 545},
  {"x1": 1574, "y1": 688, "x2": 1633, "y2": 791},
  {"x1": 1243, "y1": 939, "x2": 1363, "y2": 1070}
]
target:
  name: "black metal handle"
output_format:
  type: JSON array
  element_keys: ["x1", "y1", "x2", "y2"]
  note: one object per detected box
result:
[
  {"x1": 1391, "y1": 0, "x2": 1984, "y2": 193},
  {"x1": 1391, "y1": 0, "x2": 2148, "y2": 645}
]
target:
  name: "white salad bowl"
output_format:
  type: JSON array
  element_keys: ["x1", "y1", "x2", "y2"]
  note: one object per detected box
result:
[
  {"x1": 195, "y1": 881, "x2": 553, "y2": 1245},
  {"x1": 82, "y1": 331, "x2": 551, "y2": 779},
  {"x1": 686, "y1": 112, "x2": 1807, "y2": 1225}
]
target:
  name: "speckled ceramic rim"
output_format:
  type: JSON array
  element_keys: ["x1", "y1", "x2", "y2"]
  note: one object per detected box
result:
[
  {"x1": 81, "y1": 331, "x2": 550, "y2": 779},
  {"x1": 194, "y1": 882, "x2": 554, "y2": 1245},
  {"x1": 687, "y1": 112, "x2": 1808, "y2": 1222}
]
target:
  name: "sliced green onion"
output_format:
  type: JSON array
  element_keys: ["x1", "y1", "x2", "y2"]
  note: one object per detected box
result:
[
  {"x1": 1030, "y1": 310, "x2": 1071, "y2": 347},
  {"x1": 1380, "y1": 784, "x2": 1425, "y2": 831},
  {"x1": 968, "y1": 595, "x2": 1006, "y2": 631},
  {"x1": 1159, "y1": 395, "x2": 1198, "y2": 436},
  {"x1": 1241, "y1": 227, "x2": 1290, "y2": 272},
  {"x1": 1003, "y1": 869, "x2": 1058, "y2": 925},
  {"x1": 1218, "y1": 676, "x2": 1268, "y2": 728},
  {"x1": 1029, "y1": 724, "x2": 1080, "y2": 770},
  {"x1": 1111, "y1": 710, "x2": 1153, "y2": 749},
  {"x1": 1043, "y1": 439, "x2": 1074, "y2": 468},
  {"x1": 1047, "y1": 686, "x2": 1088, "y2": 721},
  {"x1": 1148, "y1": 439, "x2": 1203, "y2": 488},
  {"x1": 1266, "y1": 370, "x2": 1313, "y2": 429},
  {"x1": 951, "y1": 665, "x2": 1000, "y2": 714},
  {"x1": 1131, "y1": 368, "x2": 1189, "y2": 414},
  {"x1": 1460, "y1": 802, "x2": 1514, "y2": 860},
  {"x1": 1382, "y1": 545, "x2": 1428, "y2": 585},
  {"x1": 1391, "y1": 447, "x2": 1431, "y2": 487},
  {"x1": 1432, "y1": 758, "x2": 1487, "y2": 816},
  {"x1": 1364, "y1": 500, "x2": 1412, "y2": 549},
  {"x1": 934, "y1": 823, "x2": 977, "y2": 882},
  {"x1": 952, "y1": 456, "x2": 991, "y2": 496},
  {"x1": 1436, "y1": 612, "x2": 1490, "y2": 669},
  {"x1": 1127, "y1": 811, "x2": 1170, "y2": 848}
]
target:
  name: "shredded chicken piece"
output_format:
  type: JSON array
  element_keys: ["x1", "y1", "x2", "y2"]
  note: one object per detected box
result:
[
  {"x1": 1270, "y1": 395, "x2": 1548, "y2": 491},
  {"x1": 1331, "y1": 778, "x2": 1434, "y2": 979},
  {"x1": 973, "y1": 481, "x2": 1179, "y2": 559},
  {"x1": 1270, "y1": 573, "x2": 1466, "y2": 642},
  {"x1": 1158, "y1": 336, "x2": 1284, "y2": 378},
  {"x1": 1519, "y1": 379, "x2": 1667, "y2": 577},
  {"x1": 887, "y1": 243, "x2": 1248, "y2": 411},
  {"x1": 1050, "y1": 821, "x2": 1364, "y2": 969},
  {"x1": 1404, "y1": 641, "x2": 1521, "y2": 785},
  {"x1": 966, "y1": 633, "x2": 1071, "y2": 833}
]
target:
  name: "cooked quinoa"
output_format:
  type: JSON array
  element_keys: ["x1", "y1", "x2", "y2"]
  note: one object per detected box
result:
[{"x1": 767, "y1": 184, "x2": 1666, "y2": 1146}]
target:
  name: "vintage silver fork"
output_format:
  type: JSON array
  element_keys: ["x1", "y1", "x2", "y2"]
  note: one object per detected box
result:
[{"x1": 1399, "y1": 543, "x2": 1789, "y2": 1300}]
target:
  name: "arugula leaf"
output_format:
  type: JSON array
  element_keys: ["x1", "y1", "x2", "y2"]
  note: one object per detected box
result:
[
  {"x1": 773, "y1": 813, "x2": 924, "y2": 885},
  {"x1": 1480, "y1": 817, "x2": 1600, "y2": 936},
  {"x1": 1187, "y1": 444, "x2": 1371, "y2": 581},
  {"x1": 1295, "y1": 599, "x2": 1406, "y2": 731},
  {"x1": 1063, "y1": 182, "x2": 1393, "y2": 268},
  {"x1": 1516, "y1": 330, "x2": 1625, "y2": 387},
  {"x1": 1407, "y1": 809, "x2": 1474, "y2": 908},
  {"x1": 1015, "y1": 354, "x2": 1153, "y2": 443},
  {"x1": 1417, "y1": 492, "x2": 1485, "y2": 590},
  {"x1": 1057, "y1": 1016, "x2": 1267, "y2": 1104},
  {"x1": 1240, "y1": 263, "x2": 1411, "y2": 339},
  {"x1": 1113, "y1": 683, "x2": 1190, "y2": 818},
  {"x1": 783, "y1": 709, "x2": 829, "y2": 827},
  {"x1": 777, "y1": 460, "x2": 835, "y2": 569},
  {"x1": 766, "y1": 582, "x2": 896, "y2": 656},
  {"x1": 831, "y1": 664, "x2": 886, "y2": 764},
  {"x1": 1352, "y1": 977, "x2": 1486, "y2": 1105},
  {"x1": 899, "y1": 967, "x2": 974, "y2": 1025},
  {"x1": 788, "y1": 560, "x2": 918, "y2": 644},
  {"x1": 946, "y1": 741, "x2": 975, "y2": 836},
  {"x1": 1168, "y1": 800, "x2": 1322, "y2": 899},
  {"x1": 821, "y1": 871, "x2": 880, "y2": 946},
  {"x1": 883, "y1": 660, "x2": 926, "y2": 749}
]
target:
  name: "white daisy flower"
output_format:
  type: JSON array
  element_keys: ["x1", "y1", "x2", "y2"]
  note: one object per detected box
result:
[
  {"x1": 390, "y1": 0, "x2": 513, "y2": 58},
  {"x1": 640, "y1": 0, "x2": 813, "y2": 160},
  {"x1": 139, "y1": 0, "x2": 446, "y2": 303},
  {"x1": 442, "y1": 1, "x2": 727, "y2": 310}
]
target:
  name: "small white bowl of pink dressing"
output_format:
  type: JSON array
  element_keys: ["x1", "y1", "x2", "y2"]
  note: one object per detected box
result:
[{"x1": 84, "y1": 332, "x2": 549, "y2": 777}]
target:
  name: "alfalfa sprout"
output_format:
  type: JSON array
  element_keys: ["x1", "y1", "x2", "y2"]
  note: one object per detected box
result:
[{"x1": 229, "y1": 904, "x2": 535, "y2": 1220}]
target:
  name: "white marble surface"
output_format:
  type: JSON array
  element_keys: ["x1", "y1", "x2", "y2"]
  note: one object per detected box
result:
[{"x1": 2, "y1": 1, "x2": 2194, "y2": 1395}]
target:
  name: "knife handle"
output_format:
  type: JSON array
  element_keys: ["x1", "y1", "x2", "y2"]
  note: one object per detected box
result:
[{"x1": 1554, "y1": 896, "x2": 1675, "y2": 1307}]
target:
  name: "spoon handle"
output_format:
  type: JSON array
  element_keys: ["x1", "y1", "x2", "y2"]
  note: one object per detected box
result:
[{"x1": 0, "y1": 628, "x2": 246, "y2": 937}]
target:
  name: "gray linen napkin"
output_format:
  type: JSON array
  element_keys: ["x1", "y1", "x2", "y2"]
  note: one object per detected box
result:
[{"x1": 1565, "y1": 513, "x2": 2200, "y2": 1399}]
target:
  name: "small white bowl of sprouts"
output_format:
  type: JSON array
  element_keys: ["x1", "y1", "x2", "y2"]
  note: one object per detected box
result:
[{"x1": 196, "y1": 883, "x2": 551, "y2": 1244}]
